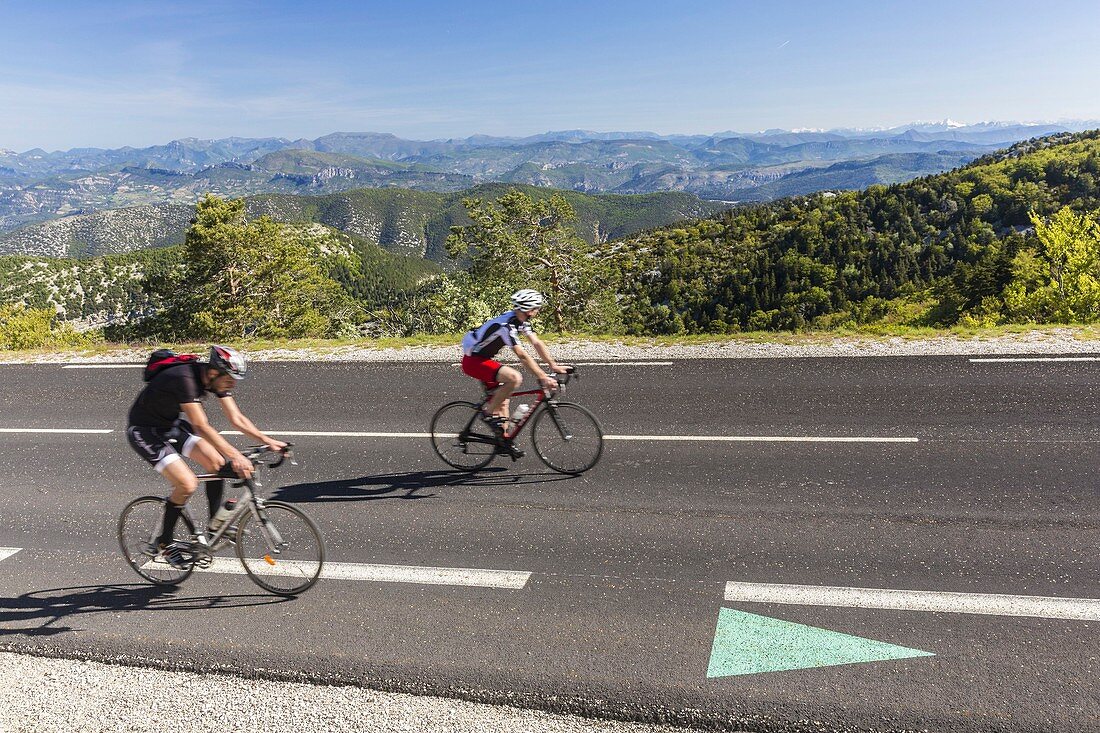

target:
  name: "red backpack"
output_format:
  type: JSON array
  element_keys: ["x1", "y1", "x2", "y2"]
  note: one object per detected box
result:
[{"x1": 143, "y1": 349, "x2": 199, "y2": 382}]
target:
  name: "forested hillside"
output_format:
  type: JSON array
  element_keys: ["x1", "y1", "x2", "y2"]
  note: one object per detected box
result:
[{"x1": 611, "y1": 131, "x2": 1100, "y2": 333}]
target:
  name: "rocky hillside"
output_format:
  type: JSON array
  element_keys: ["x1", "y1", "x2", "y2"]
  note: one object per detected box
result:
[
  {"x1": 0, "y1": 223, "x2": 437, "y2": 329},
  {"x1": 0, "y1": 184, "x2": 724, "y2": 260}
]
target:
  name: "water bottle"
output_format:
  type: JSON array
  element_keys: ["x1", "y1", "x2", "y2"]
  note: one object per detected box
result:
[
  {"x1": 513, "y1": 403, "x2": 531, "y2": 424},
  {"x1": 208, "y1": 499, "x2": 237, "y2": 533}
]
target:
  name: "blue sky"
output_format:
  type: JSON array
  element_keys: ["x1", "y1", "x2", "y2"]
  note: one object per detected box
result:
[{"x1": 2, "y1": 0, "x2": 1099, "y2": 151}]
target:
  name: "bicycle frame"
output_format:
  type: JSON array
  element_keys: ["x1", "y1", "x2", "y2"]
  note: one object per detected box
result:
[
  {"x1": 186, "y1": 457, "x2": 288, "y2": 557},
  {"x1": 464, "y1": 370, "x2": 575, "y2": 443}
]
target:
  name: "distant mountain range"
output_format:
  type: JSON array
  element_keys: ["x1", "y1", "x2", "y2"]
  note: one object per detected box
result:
[{"x1": 2, "y1": 120, "x2": 1097, "y2": 237}]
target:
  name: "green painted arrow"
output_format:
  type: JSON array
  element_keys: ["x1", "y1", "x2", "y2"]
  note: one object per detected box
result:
[{"x1": 707, "y1": 608, "x2": 933, "y2": 678}]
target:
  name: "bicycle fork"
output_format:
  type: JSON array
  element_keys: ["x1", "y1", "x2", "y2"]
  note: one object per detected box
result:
[
  {"x1": 544, "y1": 403, "x2": 575, "y2": 440},
  {"x1": 249, "y1": 495, "x2": 287, "y2": 564}
]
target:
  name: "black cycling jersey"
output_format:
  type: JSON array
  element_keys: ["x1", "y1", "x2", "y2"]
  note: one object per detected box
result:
[
  {"x1": 461, "y1": 311, "x2": 535, "y2": 359},
  {"x1": 127, "y1": 361, "x2": 231, "y2": 428}
]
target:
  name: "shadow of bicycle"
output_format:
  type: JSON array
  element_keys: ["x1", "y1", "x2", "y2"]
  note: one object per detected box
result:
[
  {"x1": 0, "y1": 584, "x2": 288, "y2": 638},
  {"x1": 271, "y1": 468, "x2": 580, "y2": 503}
]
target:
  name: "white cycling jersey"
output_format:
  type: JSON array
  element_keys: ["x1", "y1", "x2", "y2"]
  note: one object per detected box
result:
[{"x1": 461, "y1": 311, "x2": 535, "y2": 358}]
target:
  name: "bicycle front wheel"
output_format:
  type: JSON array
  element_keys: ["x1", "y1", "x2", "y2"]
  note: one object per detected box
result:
[
  {"x1": 118, "y1": 495, "x2": 195, "y2": 585},
  {"x1": 430, "y1": 400, "x2": 496, "y2": 471},
  {"x1": 531, "y1": 401, "x2": 604, "y2": 474},
  {"x1": 235, "y1": 500, "x2": 324, "y2": 596}
]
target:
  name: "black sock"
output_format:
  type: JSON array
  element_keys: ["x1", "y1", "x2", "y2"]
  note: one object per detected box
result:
[
  {"x1": 158, "y1": 501, "x2": 185, "y2": 547},
  {"x1": 205, "y1": 479, "x2": 225, "y2": 520}
]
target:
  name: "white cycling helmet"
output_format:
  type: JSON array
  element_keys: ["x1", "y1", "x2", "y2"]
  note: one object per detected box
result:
[
  {"x1": 209, "y1": 344, "x2": 247, "y2": 380},
  {"x1": 510, "y1": 288, "x2": 544, "y2": 311}
]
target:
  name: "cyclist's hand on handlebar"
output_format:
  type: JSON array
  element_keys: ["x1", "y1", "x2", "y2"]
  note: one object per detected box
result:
[
  {"x1": 550, "y1": 364, "x2": 571, "y2": 375},
  {"x1": 265, "y1": 439, "x2": 289, "y2": 453},
  {"x1": 539, "y1": 373, "x2": 559, "y2": 390},
  {"x1": 229, "y1": 451, "x2": 254, "y2": 479}
]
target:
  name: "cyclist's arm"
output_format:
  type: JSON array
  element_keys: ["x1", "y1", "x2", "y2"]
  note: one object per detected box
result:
[
  {"x1": 512, "y1": 344, "x2": 557, "y2": 389},
  {"x1": 526, "y1": 332, "x2": 568, "y2": 374},
  {"x1": 216, "y1": 395, "x2": 286, "y2": 451},
  {"x1": 180, "y1": 402, "x2": 251, "y2": 475}
]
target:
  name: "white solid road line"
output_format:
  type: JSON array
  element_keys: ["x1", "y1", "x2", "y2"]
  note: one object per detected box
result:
[
  {"x1": 0, "y1": 547, "x2": 22, "y2": 562},
  {"x1": 448, "y1": 361, "x2": 674, "y2": 367},
  {"x1": 0, "y1": 428, "x2": 114, "y2": 434},
  {"x1": 221, "y1": 430, "x2": 917, "y2": 443},
  {"x1": 144, "y1": 557, "x2": 531, "y2": 589},
  {"x1": 724, "y1": 581, "x2": 1100, "y2": 621},
  {"x1": 969, "y1": 357, "x2": 1100, "y2": 363},
  {"x1": 61, "y1": 364, "x2": 141, "y2": 369},
  {"x1": 0, "y1": 428, "x2": 917, "y2": 443},
  {"x1": 605, "y1": 435, "x2": 919, "y2": 443},
  {"x1": 220, "y1": 430, "x2": 432, "y2": 438},
  {"x1": 571, "y1": 361, "x2": 675, "y2": 366}
]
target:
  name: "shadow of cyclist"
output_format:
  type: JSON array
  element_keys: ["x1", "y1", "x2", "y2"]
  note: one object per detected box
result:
[
  {"x1": 272, "y1": 468, "x2": 579, "y2": 503},
  {"x1": 0, "y1": 584, "x2": 287, "y2": 637}
]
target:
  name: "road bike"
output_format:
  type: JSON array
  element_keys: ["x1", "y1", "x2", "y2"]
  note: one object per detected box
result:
[
  {"x1": 430, "y1": 365, "x2": 603, "y2": 474},
  {"x1": 118, "y1": 445, "x2": 324, "y2": 596}
]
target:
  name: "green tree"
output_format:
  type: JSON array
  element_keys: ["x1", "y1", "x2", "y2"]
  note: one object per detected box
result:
[
  {"x1": 169, "y1": 195, "x2": 359, "y2": 339},
  {"x1": 0, "y1": 304, "x2": 94, "y2": 350},
  {"x1": 1003, "y1": 207, "x2": 1100, "y2": 322},
  {"x1": 446, "y1": 189, "x2": 620, "y2": 333}
]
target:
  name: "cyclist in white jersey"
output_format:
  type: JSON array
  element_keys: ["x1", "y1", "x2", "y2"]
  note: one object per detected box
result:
[{"x1": 460, "y1": 289, "x2": 569, "y2": 451}]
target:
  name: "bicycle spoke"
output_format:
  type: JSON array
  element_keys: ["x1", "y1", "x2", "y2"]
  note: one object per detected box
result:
[
  {"x1": 236, "y1": 501, "x2": 324, "y2": 596},
  {"x1": 531, "y1": 402, "x2": 604, "y2": 474},
  {"x1": 431, "y1": 401, "x2": 497, "y2": 471},
  {"x1": 118, "y1": 496, "x2": 195, "y2": 585}
]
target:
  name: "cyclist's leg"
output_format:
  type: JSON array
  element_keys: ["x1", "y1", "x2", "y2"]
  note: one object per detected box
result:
[
  {"x1": 177, "y1": 422, "x2": 228, "y2": 519},
  {"x1": 127, "y1": 425, "x2": 191, "y2": 546},
  {"x1": 485, "y1": 366, "x2": 521, "y2": 416},
  {"x1": 462, "y1": 355, "x2": 512, "y2": 416},
  {"x1": 159, "y1": 459, "x2": 198, "y2": 546}
]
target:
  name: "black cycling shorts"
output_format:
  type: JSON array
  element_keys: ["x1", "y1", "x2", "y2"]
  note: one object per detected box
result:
[{"x1": 126, "y1": 420, "x2": 202, "y2": 473}]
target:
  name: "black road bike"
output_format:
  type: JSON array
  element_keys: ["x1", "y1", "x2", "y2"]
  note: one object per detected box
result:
[{"x1": 430, "y1": 366, "x2": 603, "y2": 474}]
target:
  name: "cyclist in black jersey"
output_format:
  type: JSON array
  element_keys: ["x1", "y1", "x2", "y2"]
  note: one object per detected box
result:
[{"x1": 126, "y1": 345, "x2": 285, "y2": 564}]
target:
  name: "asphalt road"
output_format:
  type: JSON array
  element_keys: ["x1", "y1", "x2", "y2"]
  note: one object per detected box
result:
[{"x1": 1, "y1": 357, "x2": 1098, "y2": 732}]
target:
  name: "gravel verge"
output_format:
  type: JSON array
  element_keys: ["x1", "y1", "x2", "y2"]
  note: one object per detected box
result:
[
  {"x1": 0, "y1": 651, "x2": 689, "y2": 733},
  {"x1": 3, "y1": 329, "x2": 1100, "y2": 364}
]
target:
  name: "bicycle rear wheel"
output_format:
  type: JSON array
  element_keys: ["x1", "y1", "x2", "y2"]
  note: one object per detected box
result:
[
  {"x1": 531, "y1": 401, "x2": 604, "y2": 474},
  {"x1": 235, "y1": 500, "x2": 324, "y2": 596},
  {"x1": 430, "y1": 400, "x2": 497, "y2": 471},
  {"x1": 118, "y1": 496, "x2": 195, "y2": 585}
]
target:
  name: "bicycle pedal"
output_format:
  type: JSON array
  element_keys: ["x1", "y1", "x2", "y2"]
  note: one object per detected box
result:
[
  {"x1": 194, "y1": 555, "x2": 213, "y2": 569},
  {"x1": 496, "y1": 444, "x2": 525, "y2": 460}
]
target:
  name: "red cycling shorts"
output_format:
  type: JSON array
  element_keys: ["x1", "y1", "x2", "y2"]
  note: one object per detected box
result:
[{"x1": 461, "y1": 355, "x2": 502, "y2": 387}]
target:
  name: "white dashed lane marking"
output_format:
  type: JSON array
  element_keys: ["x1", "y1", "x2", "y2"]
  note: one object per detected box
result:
[
  {"x1": 0, "y1": 547, "x2": 22, "y2": 562},
  {"x1": 724, "y1": 581, "x2": 1100, "y2": 621},
  {"x1": 142, "y1": 557, "x2": 531, "y2": 589}
]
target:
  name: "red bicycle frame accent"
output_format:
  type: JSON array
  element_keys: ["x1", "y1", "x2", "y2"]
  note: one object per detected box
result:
[{"x1": 480, "y1": 385, "x2": 551, "y2": 440}]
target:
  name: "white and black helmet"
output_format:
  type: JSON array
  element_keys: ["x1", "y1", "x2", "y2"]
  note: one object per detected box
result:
[
  {"x1": 510, "y1": 288, "x2": 544, "y2": 311},
  {"x1": 209, "y1": 344, "x2": 247, "y2": 380}
]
